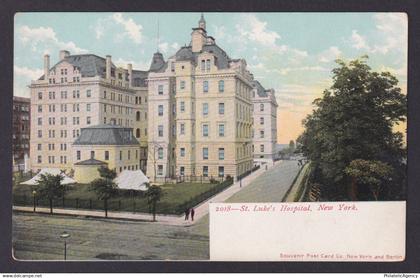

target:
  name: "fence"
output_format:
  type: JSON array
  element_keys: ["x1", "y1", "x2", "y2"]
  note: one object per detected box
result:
[
  {"x1": 237, "y1": 165, "x2": 260, "y2": 181},
  {"x1": 13, "y1": 178, "x2": 235, "y2": 216}
]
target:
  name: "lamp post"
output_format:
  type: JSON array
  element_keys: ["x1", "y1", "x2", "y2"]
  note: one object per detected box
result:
[
  {"x1": 60, "y1": 231, "x2": 70, "y2": 261},
  {"x1": 32, "y1": 190, "x2": 37, "y2": 212}
]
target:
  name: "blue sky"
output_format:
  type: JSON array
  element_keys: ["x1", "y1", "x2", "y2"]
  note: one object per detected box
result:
[{"x1": 14, "y1": 12, "x2": 407, "y2": 143}]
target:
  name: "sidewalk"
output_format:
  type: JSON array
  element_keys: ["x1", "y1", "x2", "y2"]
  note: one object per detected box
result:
[{"x1": 13, "y1": 161, "x2": 280, "y2": 226}]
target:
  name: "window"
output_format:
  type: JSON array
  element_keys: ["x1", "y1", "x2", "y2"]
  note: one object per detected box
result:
[
  {"x1": 202, "y1": 124, "x2": 209, "y2": 137},
  {"x1": 180, "y1": 101, "x2": 185, "y2": 112},
  {"x1": 171, "y1": 62, "x2": 175, "y2": 72},
  {"x1": 260, "y1": 130, "x2": 265, "y2": 138},
  {"x1": 203, "y1": 147, "x2": 209, "y2": 160},
  {"x1": 218, "y1": 80, "x2": 224, "y2": 92},
  {"x1": 38, "y1": 105, "x2": 42, "y2": 112},
  {"x1": 158, "y1": 125, "x2": 163, "y2": 137},
  {"x1": 86, "y1": 103, "x2": 91, "y2": 112},
  {"x1": 201, "y1": 60, "x2": 205, "y2": 71},
  {"x1": 202, "y1": 103, "x2": 209, "y2": 116},
  {"x1": 206, "y1": 59, "x2": 211, "y2": 71},
  {"x1": 128, "y1": 150, "x2": 131, "y2": 160},
  {"x1": 87, "y1": 117, "x2": 91, "y2": 125},
  {"x1": 203, "y1": 166, "x2": 208, "y2": 177},
  {"x1": 158, "y1": 105, "x2": 164, "y2": 116},
  {"x1": 136, "y1": 128, "x2": 140, "y2": 138},
  {"x1": 38, "y1": 92, "x2": 42, "y2": 100},
  {"x1": 158, "y1": 148, "x2": 164, "y2": 159},
  {"x1": 219, "y1": 148, "x2": 225, "y2": 160},
  {"x1": 157, "y1": 165, "x2": 163, "y2": 176},
  {"x1": 38, "y1": 130, "x2": 42, "y2": 138},
  {"x1": 180, "y1": 81, "x2": 185, "y2": 90},
  {"x1": 218, "y1": 103, "x2": 225, "y2": 115},
  {"x1": 76, "y1": 151, "x2": 81, "y2": 160},
  {"x1": 90, "y1": 151, "x2": 95, "y2": 159},
  {"x1": 158, "y1": 85, "x2": 163, "y2": 95},
  {"x1": 260, "y1": 117, "x2": 264, "y2": 125},
  {"x1": 180, "y1": 148, "x2": 185, "y2": 157},
  {"x1": 37, "y1": 156, "x2": 42, "y2": 163},
  {"x1": 180, "y1": 123, "x2": 185, "y2": 135},
  {"x1": 218, "y1": 124, "x2": 225, "y2": 137},
  {"x1": 203, "y1": 81, "x2": 209, "y2": 92},
  {"x1": 218, "y1": 166, "x2": 224, "y2": 177},
  {"x1": 37, "y1": 144, "x2": 42, "y2": 151},
  {"x1": 180, "y1": 166, "x2": 185, "y2": 176},
  {"x1": 119, "y1": 151, "x2": 122, "y2": 160},
  {"x1": 260, "y1": 144, "x2": 265, "y2": 152},
  {"x1": 87, "y1": 90, "x2": 91, "y2": 97},
  {"x1": 260, "y1": 103, "x2": 264, "y2": 111},
  {"x1": 136, "y1": 111, "x2": 140, "y2": 121},
  {"x1": 38, "y1": 117, "x2": 42, "y2": 126}
]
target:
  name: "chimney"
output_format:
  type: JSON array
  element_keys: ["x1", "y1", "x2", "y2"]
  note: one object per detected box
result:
[
  {"x1": 44, "y1": 54, "x2": 50, "y2": 79},
  {"x1": 59, "y1": 50, "x2": 70, "y2": 60},
  {"x1": 127, "y1": 63, "x2": 133, "y2": 87},
  {"x1": 106, "y1": 55, "x2": 112, "y2": 80}
]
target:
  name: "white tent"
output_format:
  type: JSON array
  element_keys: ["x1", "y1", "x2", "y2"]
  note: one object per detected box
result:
[
  {"x1": 114, "y1": 170, "x2": 149, "y2": 191},
  {"x1": 20, "y1": 168, "x2": 77, "y2": 185}
]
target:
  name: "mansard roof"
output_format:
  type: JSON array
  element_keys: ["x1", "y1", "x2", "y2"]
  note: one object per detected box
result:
[
  {"x1": 73, "y1": 124, "x2": 139, "y2": 146},
  {"x1": 39, "y1": 54, "x2": 115, "y2": 80},
  {"x1": 252, "y1": 80, "x2": 268, "y2": 97},
  {"x1": 172, "y1": 43, "x2": 231, "y2": 69}
]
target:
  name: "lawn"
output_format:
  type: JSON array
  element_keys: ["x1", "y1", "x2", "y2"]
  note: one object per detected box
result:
[{"x1": 13, "y1": 181, "x2": 229, "y2": 215}]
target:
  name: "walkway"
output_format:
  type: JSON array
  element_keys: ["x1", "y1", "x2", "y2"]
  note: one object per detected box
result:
[{"x1": 13, "y1": 161, "x2": 280, "y2": 226}]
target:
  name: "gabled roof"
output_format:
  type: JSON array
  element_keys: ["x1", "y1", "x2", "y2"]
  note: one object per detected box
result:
[{"x1": 73, "y1": 124, "x2": 140, "y2": 146}]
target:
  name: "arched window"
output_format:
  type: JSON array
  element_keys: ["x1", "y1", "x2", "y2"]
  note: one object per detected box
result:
[
  {"x1": 136, "y1": 128, "x2": 140, "y2": 138},
  {"x1": 136, "y1": 111, "x2": 140, "y2": 121}
]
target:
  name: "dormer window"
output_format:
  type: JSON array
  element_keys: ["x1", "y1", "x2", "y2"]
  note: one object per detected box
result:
[{"x1": 206, "y1": 59, "x2": 211, "y2": 71}]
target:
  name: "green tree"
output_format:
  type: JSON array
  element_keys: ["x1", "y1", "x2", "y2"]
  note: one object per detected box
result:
[
  {"x1": 144, "y1": 183, "x2": 163, "y2": 221},
  {"x1": 297, "y1": 57, "x2": 406, "y2": 200},
  {"x1": 36, "y1": 173, "x2": 65, "y2": 214},
  {"x1": 289, "y1": 140, "x2": 295, "y2": 150},
  {"x1": 344, "y1": 159, "x2": 393, "y2": 200},
  {"x1": 90, "y1": 166, "x2": 119, "y2": 218}
]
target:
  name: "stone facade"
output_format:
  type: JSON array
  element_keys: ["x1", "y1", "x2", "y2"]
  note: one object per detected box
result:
[
  {"x1": 13, "y1": 96, "x2": 31, "y2": 167},
  {"x1": 146, "y1": 15, "x2": 254, "y2": 182},
  {"x1": 252, "y1": 81, "x2": 278, "y2": 165}
]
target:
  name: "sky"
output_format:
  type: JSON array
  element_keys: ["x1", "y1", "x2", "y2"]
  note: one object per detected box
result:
[{"x1": 14, "y1": 12, "x2": 408, "y2": 144}]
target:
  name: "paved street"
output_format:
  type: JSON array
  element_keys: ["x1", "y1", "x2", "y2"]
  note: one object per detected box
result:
[{"x1": 12, "y1": 160, "x2": 301, "y2": 260}]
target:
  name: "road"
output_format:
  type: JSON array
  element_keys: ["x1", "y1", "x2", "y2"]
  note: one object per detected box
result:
[{"x1": 12, "y1": 160, "x2": 301, "y2": 260}]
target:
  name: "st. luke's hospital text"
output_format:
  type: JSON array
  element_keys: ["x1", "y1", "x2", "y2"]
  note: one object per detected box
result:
[{"x1": 214, "y1": 203, "x2": 358, "y2": 213}]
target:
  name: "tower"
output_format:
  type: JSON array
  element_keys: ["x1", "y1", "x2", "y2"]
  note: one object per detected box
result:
[{"x1": 199, "y1": 13, "x2": 206, "y2": 30}]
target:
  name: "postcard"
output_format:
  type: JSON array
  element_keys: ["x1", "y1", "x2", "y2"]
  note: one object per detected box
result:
[{"x1": 12, "y1": 12, "x2": 407, "y2": 261}]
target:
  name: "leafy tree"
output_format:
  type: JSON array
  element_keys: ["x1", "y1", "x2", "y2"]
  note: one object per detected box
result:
[
  {"x1": 36, "y1": 173, "x2": 65, "y2": 214},
  {"x1": 297, "y1": 57, "x2": 406, "y2": 200},
  {"x1": 289, "y1": 140, "x2": 295, "y2": 150},
  {"x1": 90, "y1": 166, "x2": 119, "y2": 217},
  {"x1": 345, "y1": 159, "x2": 393, "y2": 200},
  {"x1": 144, "y1": 183, "x2": 163, "y2": 221}
]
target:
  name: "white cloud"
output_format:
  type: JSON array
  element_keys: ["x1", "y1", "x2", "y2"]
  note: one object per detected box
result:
[
  {"x1": 350, "y1": 13, "x2": 407, "y2": 55},
  {"x1": 350, "y1": 30, "x2": 369, "y2": 50},
  {"x1": 112, "y1": 13, "x2": 143, "y2": 44},
  {"x1": 158, "y1": 42, "x2": 169, "y2": 53},
  {"x1": 14, "y1": 65, "x2": 43, "y2": 80},
  {"x1": 236, "y1": 14, "x2": 280, "y2": 47},
  {"x1": 17, "y1": 25, "x2": 87, "y2": 53},
  {"x1": 275, "y1": 66, "x2": 329, "y2": 76},
  {"x1": 318, "y1": 46, "x2": 342, "y2": 63}
]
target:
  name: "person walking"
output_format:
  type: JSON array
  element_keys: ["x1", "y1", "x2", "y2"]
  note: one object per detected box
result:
[
  {"x1": 184, "y1": 208, "x2": 190, "y2": 220},
  {"x1": 190, "y1": 207, "x2": 195, "y2": 222}
]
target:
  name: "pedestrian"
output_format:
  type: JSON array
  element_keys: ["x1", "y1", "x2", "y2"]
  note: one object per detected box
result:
[
  {"x1": 184, "y1": 207, "x2": 190, "y2": 220},
  {"x1": 190, "y1": 208, "x2": 195, "y2": 222},
  {"x1": 240, "y1": 178, "x2": 242, "y2": 188}
]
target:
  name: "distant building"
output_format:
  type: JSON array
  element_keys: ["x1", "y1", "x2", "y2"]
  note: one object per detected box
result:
[
  {"x1": 13, "y1": 96, "x2": 31, "y2": 169},
  {"x1": 29, "y1": 50, "x2": 148, "y2": 172},
  {"x1": 252, "y1": 81, "x2": 278, "y2": 165},
  {"x1": 146, "y1": 14, "x2": 254, "y2": 181},
  {"x1": 72, "y1": 124, "x2": 140, "y2": 183}
]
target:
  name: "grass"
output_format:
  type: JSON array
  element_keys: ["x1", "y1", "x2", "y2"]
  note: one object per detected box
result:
[{"x1": 13, "y1": 182, "x2": 222, "y2": 215}]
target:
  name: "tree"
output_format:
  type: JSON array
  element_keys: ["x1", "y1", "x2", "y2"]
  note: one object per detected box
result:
[
  {"x1": 345, "y1": 159, "x2": 393, "y2": 200},
  {"x1": 297, "y1": 57, "x2": 406, "y2": 200},
  {"x1": 36, "y1": 173, "x2": 65, "y2": 214},
  {"x1": 144, "y1": 183, "x2": 163, "y2": 221},
  {"x1": 90, "y1": 166, "x2": 119, "y2": 218},
  {"x1": 289, "y1": 140, "x2": 295, "y2": 150}
]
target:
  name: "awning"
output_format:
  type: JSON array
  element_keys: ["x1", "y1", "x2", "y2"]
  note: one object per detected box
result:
[
  {"x1": 114, "y1": 170, "x2": 149, "y2": 191},
  {"x1": 20, "y1": 168, "x2": 77, "y2": 185}
]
